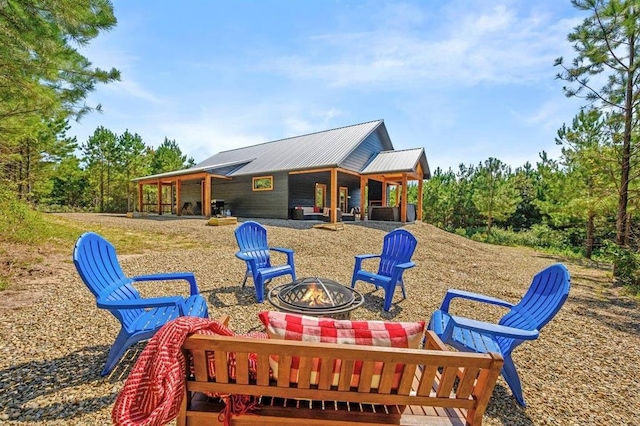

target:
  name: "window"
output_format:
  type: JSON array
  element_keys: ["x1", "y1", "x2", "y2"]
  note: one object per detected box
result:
[
  {"x1": 315, "y1": 183, "x2": 326, "y2": 208},
  {"x1": 339, "y1": 187, "x2": 348, "y2": 212},
  {"x1": 252, "y1": 176, "x2": 273, "y2": 191}
]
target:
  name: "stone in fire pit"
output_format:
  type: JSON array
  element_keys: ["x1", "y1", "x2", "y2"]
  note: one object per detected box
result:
[{"x1": 267, "y1": 277, "x2": 364, "y2": 320}]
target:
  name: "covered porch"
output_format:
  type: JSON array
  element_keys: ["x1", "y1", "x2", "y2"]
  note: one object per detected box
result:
[{"x1": 133, "y1": 168, "x2": 230, "y2": 217}]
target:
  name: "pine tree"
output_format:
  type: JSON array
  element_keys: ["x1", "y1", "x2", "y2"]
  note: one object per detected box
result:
[{"x1": 555, "y1": 0, "x2": 640, "y2": 247}]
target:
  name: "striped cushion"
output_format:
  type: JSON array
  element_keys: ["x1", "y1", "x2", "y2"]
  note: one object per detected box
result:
[{"x1": 258, "y1": 311, "x2": 425, "y2": 389}]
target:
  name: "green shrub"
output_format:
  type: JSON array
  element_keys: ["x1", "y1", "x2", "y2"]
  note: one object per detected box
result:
[{"x1": 602, "y1": 241, "x2": 640, "y2": 292}]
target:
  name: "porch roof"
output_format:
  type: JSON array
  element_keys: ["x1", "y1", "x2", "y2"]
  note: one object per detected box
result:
[{"x1": 361, "y1": 148, "x2": 430, "y2": 179}]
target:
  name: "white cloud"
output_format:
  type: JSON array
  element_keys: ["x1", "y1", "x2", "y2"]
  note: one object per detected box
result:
[
  {"x1": 103, "y1": 79, "x2": 165, "y2": 103},
  {"x1": 264, "y1": 3, "x2": 581, "y2": 89}
]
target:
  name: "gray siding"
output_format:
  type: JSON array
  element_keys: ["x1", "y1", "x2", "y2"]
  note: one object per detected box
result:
[
  {"x1": 340, "y1": 128, "x2": 387, "y2": 172},
  {"x1": 211, "y1": 172, "x2": 289, "y2": 219}
]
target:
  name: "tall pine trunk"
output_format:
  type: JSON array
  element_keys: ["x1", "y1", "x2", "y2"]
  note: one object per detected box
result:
[{"x1": 616, "y1": 35, "x2": 635, "y2": 249}]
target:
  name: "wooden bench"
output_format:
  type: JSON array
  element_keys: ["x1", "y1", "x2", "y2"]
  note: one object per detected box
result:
[{"x1": 178, "y1": 330, "x2": 503, "y2": 425}]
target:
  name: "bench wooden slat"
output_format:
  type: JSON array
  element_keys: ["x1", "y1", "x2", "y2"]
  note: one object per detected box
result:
[
  {"x1": 298, "y1": 356, "x2": 313, "y2": 389},
  {"x1": 378, "y1": 362, "x2": 397, "y2": 394},
  {"x1": 397, "y1": 363, "x2": 417, "y2": 396},
  {"x1": 318, "y1": 357, "x2": 334, "y2": 390},
  {"x1": 416, "y1": 365, "x2": 438, "y2": 396},
  {"x1": 235, "y1": 351, "x2": 249, "y2": 384},
  {"x1": 436, "y1": 367, "x2": 458, "y2": 398},
  {"x1": 277, "y1": 354, "x2": 292, "y2": 387},
  {"x1": 256, "y1": 353, "x2": 270, "y2": 386},
  {"x1": 339, "y1": 359, "x2": 356, "y2": 391},
  {"x1": 192, "y1": 350, "x2": 208, "y2": 382},
  {"x1": 456, "y1": 367, "x2": 480, "y2": 399},
  {"x1": 214, "y1": 350, "x2": 228, "y2": 383}
]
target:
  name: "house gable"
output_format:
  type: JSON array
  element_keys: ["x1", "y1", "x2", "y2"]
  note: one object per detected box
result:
[{"x1": 339, "y1": 123, "x2": 394, "y2": 172}]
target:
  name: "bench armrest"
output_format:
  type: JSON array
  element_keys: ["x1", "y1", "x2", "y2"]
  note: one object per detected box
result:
[
  {"x1": 440, "y1": 288, "x2": 514, "y2": 312},
  {"x1": 131, "y1": 272, "x2": 199, "y2": 296},
  {"x1": 448, "y1": 315, "x2": 539, "y2": 340}
]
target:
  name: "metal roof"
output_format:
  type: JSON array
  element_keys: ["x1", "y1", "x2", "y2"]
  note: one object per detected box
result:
[
  {"x1": 194, "y1": 120, "x2": 384, "y2": 176},
  {"x1": 361, "y1": 148, "x2": 431, "y2": 179},
  {"x1": 132, "y1": 119, "x2": 431, "y2": 181}
]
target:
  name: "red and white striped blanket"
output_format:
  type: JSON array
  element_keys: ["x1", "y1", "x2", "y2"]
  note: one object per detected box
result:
[{"x1": 112, "y1": 316, "x2": 263, "y2": 426}]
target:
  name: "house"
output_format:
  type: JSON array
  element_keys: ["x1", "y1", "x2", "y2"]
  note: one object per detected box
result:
[{"x1": 132, "y1": 119, "x2": 430, "y2": 223}]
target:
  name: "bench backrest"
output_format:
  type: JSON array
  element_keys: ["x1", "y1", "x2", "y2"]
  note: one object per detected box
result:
[{"x1": 182, "y1": 331, "x2": 503, "y2": 425}]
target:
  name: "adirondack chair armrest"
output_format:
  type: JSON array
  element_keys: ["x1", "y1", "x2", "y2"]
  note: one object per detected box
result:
[
  {"x1": 235, "y1": 251, "x2": 252, "y2": 261},
  {"x1": 354, "y1": 254, "x2": 380, "y2": 270},
  {"x1": 270, "y1": 247, "x2": 293, "y2": 255},
  {"x1": 448, "y1": 315, "x2": 539, "y2": 340},
  {"x1": 235, "y1": 251, "x2": 259, "y2": 275},
  {"x1": 270, "y1": 247, "x2": 295, "y2": 264},
  {"x1": 395, "y1": 261, "x2": 415, "y2": 271},
  {"x1": 440, "y1": 288, "x2": 514, "y2": 312},
  {"x1": 131, "y1": 272, "x2": 199, "y2": 296},
  {"x1": 97, "y1": 296, "x2": 183, "y2": 310}
]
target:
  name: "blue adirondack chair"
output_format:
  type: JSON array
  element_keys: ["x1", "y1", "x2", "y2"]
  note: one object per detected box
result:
[
  {"x1": 350, "y1": 229, "x2": 417, "y2": 311},
  {"x1": 428, "y1": 263, "x2": 571, "y2": 406},
  {"x1": 73, "y1": 232, "x2": 209, "y2": 376},
  {"x1": 234, "y1": 221, "x2": 296, "y2": 302}
]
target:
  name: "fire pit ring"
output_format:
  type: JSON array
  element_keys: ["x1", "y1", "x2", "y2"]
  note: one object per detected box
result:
[{"x1": 267, "y1": 277, "x2": 364, "y2": 320}]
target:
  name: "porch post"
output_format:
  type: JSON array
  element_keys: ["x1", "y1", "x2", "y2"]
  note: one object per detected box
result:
[
  {"x1": 359, "y1": 176, "x2": 367, "y2": 221},
  {"x1": 417, "y1": 177, "x2": 423, "y2": 222},
  {"x1": 400, "y1": 173, "x2": 408, "y2": 223},
  {"x1": 176, "y1": 179, "x2": 182, "y2": 216},
  {"x1": 203, "y1": 174, "x2": 212, "y2": 217},
  {"x1": 381, "y1": 180, "x2": 387, "y2": 207},
  {"x1": 157, "y1": 179, "x2": 162, "y2": 215},
  {"x1": 330, "y1": 168, "x2": 338, "y2": 223},
  {"x1": 137, "y1": 183, "x2": 143, "y2": 213}
]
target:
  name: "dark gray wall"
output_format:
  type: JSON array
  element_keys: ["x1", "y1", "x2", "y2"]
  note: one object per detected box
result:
[
  {"x1": 289, "y1": 172, "x2": 362, "y2": 214},
  {"x1": 289, "y1": 171, "x2": 329, "y2": 209},
  {"x1": 368, "y1": 180, "x2": 382, "y2": 204},
  {"x1": 211, "y1": 171, "x2": 289, "y2": 218}
]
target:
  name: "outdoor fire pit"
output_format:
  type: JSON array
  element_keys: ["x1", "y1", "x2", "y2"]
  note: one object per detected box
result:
[{"x1": 267, "y1": 277, "x2": 364, "y2": 320}]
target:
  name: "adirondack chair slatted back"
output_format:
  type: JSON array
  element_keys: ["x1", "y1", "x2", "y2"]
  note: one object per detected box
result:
[
  {"x1": 73, "y1": 232, "x2": 145, "y2": 326},
  {"x1": 496, "y1": 264, "x2": 570, "y2": 353},
  {"x1": 378, "y1": 229, "x2": 418, "y2": 277},
  {"x1": 235, "y1": 221, "x2": 272, "y2": 269}
]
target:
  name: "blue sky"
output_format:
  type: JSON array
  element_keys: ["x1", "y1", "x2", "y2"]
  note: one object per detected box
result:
[{"x1": 71, "y1": 0, "x2": 588, "y2": 172}]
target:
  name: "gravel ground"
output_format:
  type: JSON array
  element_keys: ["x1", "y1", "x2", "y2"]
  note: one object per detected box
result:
[{"x1": 1, "y1": 213, "x2": 638, "y2": 425}]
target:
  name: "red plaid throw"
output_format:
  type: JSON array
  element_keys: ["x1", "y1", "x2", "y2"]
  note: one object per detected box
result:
[{"x1": 112, "y1": 316, "x2": 261, "y2": 426}]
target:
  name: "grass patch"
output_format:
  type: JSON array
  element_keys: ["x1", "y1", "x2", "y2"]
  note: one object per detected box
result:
[{"x1": 0, "y1": 189, "x2": 204, "y2": 290}]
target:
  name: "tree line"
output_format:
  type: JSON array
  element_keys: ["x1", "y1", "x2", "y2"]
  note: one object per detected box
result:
[
  {"x1": 0, "y1": 1, "x2": 194, "y2": 213},
  {"x1": 2, "y1": 0, "x2": 640, "y2": 291}
]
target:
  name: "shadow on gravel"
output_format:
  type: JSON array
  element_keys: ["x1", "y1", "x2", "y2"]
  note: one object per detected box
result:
[
  {"x1": 355, "y1": 289, "x2": 405, "y2": 319},
  {"x1": 202, "y1": 285, "x2": 263, "y2": 308},
  {"x1": 484, "y1": 385, "x2": 535, "y2": 425},
  {"x1": 569, "y1": 293, "x2": 640, "y2": 335},
  {"x1": 0, "y1": 344, "x2": 131, "y2": 422}
]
